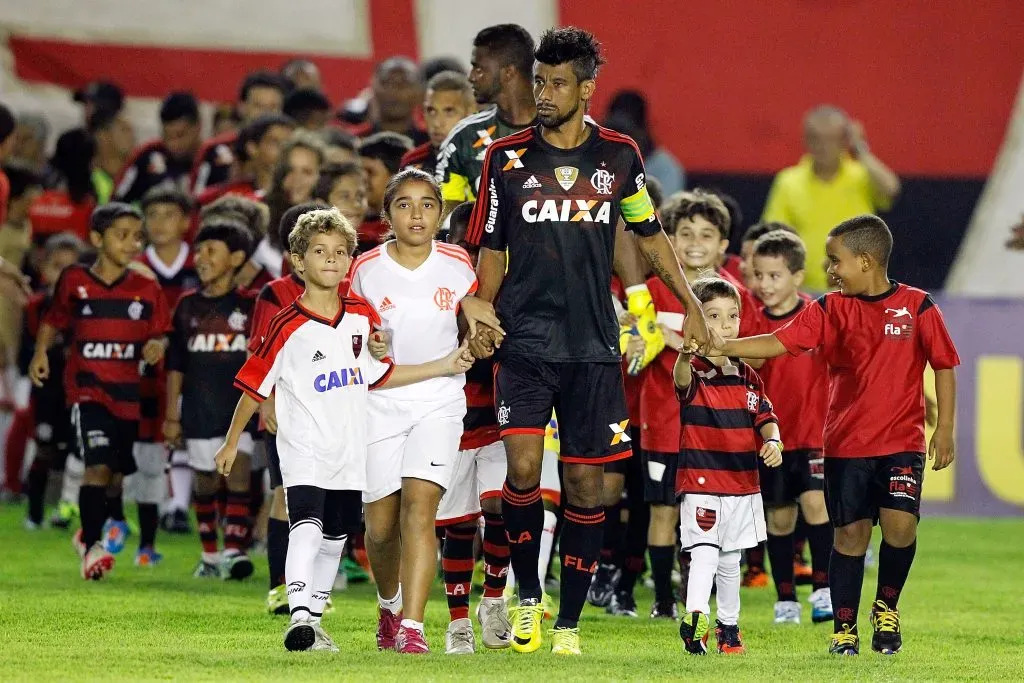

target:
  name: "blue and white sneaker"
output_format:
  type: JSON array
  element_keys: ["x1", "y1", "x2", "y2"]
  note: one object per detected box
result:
[
  {"x1": 809, "y1": 588, "x2": 834, "y2": 624},
  {"x1": 134, "y1": 546, "x2": 163, "y2": 567},
  {"x1": 102, "y1": 519, "x2": 131, "y2": 554}
]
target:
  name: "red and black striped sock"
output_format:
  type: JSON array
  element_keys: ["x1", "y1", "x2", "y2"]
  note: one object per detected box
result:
[
  {"x1": 501, "y1": 480, "x2": 544, "y2": 601},
  {"x1": 482, "y1": 510, "x2": 510, "y2": 598},
  {"x1": 193, "y1": 493, "x2": 219, "y2": 556},
  {"x1": 224, "y1": 491, "x2": 251, "y2": 552},
  {"x1": 555, "y1": 504, "x2": 605, "y2": 629},
  {"x1": 442, "y1": 525, "x2": 477, "y2": 621}
]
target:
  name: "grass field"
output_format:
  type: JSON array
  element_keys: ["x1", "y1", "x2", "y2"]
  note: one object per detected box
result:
[{"x1": 1, "y1": 506, "x2": 1022, "y2": 681}]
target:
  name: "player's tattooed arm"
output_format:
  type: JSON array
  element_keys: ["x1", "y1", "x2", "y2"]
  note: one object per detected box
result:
[{"x1": 929, "y1": 367, "x2": 956, "y2": 470}]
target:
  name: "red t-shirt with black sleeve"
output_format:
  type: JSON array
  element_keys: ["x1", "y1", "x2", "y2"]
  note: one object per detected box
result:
[{"x1": 773, "y1": 282, "x2": 960, "y2": 459}]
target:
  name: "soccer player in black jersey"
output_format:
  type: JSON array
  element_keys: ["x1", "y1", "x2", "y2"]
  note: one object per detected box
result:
[{"x1": 462, "y1": 27, "x2": 711, "y2": 655}]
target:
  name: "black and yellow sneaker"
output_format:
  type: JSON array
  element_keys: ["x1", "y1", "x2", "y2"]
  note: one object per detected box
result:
[
  {"x1": 679, "y1": 611, "x2": 709, "y2": 655},
  {"x1": 870, "y1": 600, "x2": 902, "y2": 655},
  {"x1": 829, "y1": 624, "x2": 860, "y2": 656}
]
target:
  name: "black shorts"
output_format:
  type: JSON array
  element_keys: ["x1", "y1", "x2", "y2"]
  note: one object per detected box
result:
[
  {"x1": 642, "y1": 450, "x2": 679, "y2": 506},
  {"x1": 759, "y1": 448, "x2": 824, "y2": 507},
  {"x1": 605, "y1": 427, "x2": 642, "y2": 474},
  {"x1": 32, "y1": 384, "x2": 70, "y2": 451},
  {"x1": 823, "y1": 452, "x2": 925, "y2": 528},
  {"x1": 70, "y1": 402, "x2": 139, "y2": 475},
  {"x1": 494, "y1": 356, "x2": 631, "y2": 465},
  {"x1": 264, "y1": 432, "x2": 282, "y2": 490},
  {"x1": 284, "y1": 485, "x2": 362, "y2": 538}
]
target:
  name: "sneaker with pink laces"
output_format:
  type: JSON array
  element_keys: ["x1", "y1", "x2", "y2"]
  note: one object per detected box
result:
[
  {"x1": 395, "y1": 625, "x2": 429, "y2": 654},
  {"x1": 376, "y1": 607, "x2": 402, "y2": 650}
]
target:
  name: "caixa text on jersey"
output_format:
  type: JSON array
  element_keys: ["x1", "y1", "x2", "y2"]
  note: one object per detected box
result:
[{"x1": 521, "y1": 199, "x2": 612, "y2": 224}]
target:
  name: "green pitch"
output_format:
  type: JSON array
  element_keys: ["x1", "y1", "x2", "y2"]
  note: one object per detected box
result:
[{"x1": 1, "y1": 507, "x2": 1021, "y2": 681}]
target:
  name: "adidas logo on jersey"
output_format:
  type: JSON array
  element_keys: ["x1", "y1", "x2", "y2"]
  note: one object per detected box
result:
[
  {"x1": 379, "y1": 297, "x2": 395, "y2": 312},
  {"x1": 522, "y1": 199, "x2": 612, "y2": 224},
  {"x1": 312, "y1": 350, "x2": 326, "y2": 363},
  {"x1": 522, "y1": 175, "x2": 542, "y2": 189}
]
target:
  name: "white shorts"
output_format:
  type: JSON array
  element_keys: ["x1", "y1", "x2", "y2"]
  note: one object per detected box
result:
[
  {"x1": 187, "y1": 433, "x2": 254, "y2": 473},
  {"x1": 363, "y1": 395, "x2": 466, "y2": 504},
  {"x1": 436, "y1": 440, "x2": 506, "y2": 525},
  {"x1": 680, "y1": 492, "x2": 767, "y2": 553},
  {"x1": 541, "y1": 448, "x2": 561, "y2": 505}
]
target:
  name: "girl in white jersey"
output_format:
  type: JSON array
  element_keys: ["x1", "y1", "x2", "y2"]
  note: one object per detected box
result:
[{"x1": 349, "y1": 169, "x2": 479, "y2": 654}]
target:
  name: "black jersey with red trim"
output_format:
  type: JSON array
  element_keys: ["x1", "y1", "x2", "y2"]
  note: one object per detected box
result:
[
  {"x1": 466, "y1": 123, "x2": 661, "y2": 362},
  {"x1": 43, "y1": 264, "x2": 171, "y2": 421},
  {"x1": 113, "y1": 140, "x2": 194, "y2": 203},
  {"x1": 190, "y1": 131, "x2": 237, "y2": 195},
  {"x1": 401, "y1": 142, "x2": 438, "y2": 177},
  {"x1": 675, "y1": 356, "x2": 777, "y2": 497},
  {"x1": 166, "y1": 288, "x2": 255, "y2": 439}
]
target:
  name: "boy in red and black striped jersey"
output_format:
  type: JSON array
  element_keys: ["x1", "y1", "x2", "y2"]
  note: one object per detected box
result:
[
  {"x1": 164, "y1": 221, "x2": 256, "y2": 581},
  {"x1": 29, "y1": 204, "x2": 171, "y2": 580},
  {"x1": 674, "y1": 277, "x2": 782, "y2": 656},
  {"x1": 713, "y1": 215, "x2": 960, "y2": 656},
  {"x1": 748, "y1": 230, "x2": 834, "y2": 625}
]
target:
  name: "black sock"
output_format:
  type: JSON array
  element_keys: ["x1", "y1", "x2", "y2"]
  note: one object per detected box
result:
[
  {"x1": 138, "y1": 503, "x2": 159, "y2": 549},
  {"x1": 501, "y1": 480, "x2": 544, "y2": 601},
  {"x1": 267, "y1": 517, "x2": 289, "y2": 590},
  {"x1": 830, "y1": 549, "x2": 866, "y2": 632},
  {"x1": 106, "y1": 493, "x2": 125, "y2": 522},
  {"x1": 599, "y1": 499, "x2": 624, "y2": 566},
  {"x1": 875, "y1": 540, "x2": 916, "y2": 608},
  {"x1": 649, "y1": 544, "x2": 675, "y2": 605},
  {"x1": 26, "y1": 458, "x2": 49, "y2": 524},
  {"x1": 616, "y1": 497, "x2": 649, "y2": 595},
  {"x1": 249, "y1": 469, "x2": 265, "y2": 520},
  {"x1": 80, "y1": 485, "x2": 107, "y2": 549},
  {"x1": 767, "y1": 532, "x2": 797, "y2": 601},
  {"x1": 555, "y1": 505, "x2": 604, "y2": 629},
  {"x1": 746, "y1": 541, "x2": 766, "y2": 572},
  {"x1": 807, "y1": 522, "x2": 833, "y2": 591}
]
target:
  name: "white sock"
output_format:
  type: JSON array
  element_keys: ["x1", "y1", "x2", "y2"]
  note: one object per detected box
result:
[
  {"x1": 309, "y1": 535, "x2": 346, "y2": 623},
  {"x1": 400, "y1": 618, "x2": 424, "y2": 632},
  {"x1": 168, "y1": 451, "x2": 192, "y2": 512},
  {"x1": 62, "y1": 455, "x2": 84, "y2": 504},
  {"x1": 378, "y1": 586, "x2": 403, "y2": 614},
  {"x1": 684, "y1": 545, "x2": 718, "y2": 615},
  {"x1": 537, "y1": 509, "x2": 557, "y2": 587},
  {"x1": 715, "y1": 550, "x2": 742, "y2": 625},
  {"x1": 506, "y1": 565, "x2": 517, "y2": 591},
  {"x1": 285, "y1": 520, "x2": 323, "y2": 622}
]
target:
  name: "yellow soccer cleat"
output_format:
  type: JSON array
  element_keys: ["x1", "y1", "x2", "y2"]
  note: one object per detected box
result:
[
  {"x1": 510, "y1": 599, "x2": 545, "y2": 653},
  {"x1": 550, "y1": 627, "x2": 581, "y2": 655}
]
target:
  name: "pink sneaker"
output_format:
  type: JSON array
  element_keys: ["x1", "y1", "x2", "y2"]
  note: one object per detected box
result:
[
  {"x1": 395, "y1": 625, "x2": 429, "y2": 654},
  {"x1": 376, "y1": 607, "x2": 402, "y2": 650}
]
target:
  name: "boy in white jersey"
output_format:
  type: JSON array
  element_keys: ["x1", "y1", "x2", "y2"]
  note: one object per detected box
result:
[
  {"x1": 214, "y1": 208, "x2": 474, "y2": 653},
  {"x1": 349, "y1": 169, "x2": 478, "y2": 654}
]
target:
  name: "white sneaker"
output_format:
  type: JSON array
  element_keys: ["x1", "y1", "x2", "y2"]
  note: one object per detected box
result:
[
  {"x1": 284, "y1": 616, "x2": 316, "y2": 651},
  {"x1": 809, "y1": 587, "x2": 834, "y2": 624},
  {"x1": 444, "y1": 617, "x2": 476, "y2": 654},
  {"x1": 773, "y1": 600, "x2": 801, "y2": 624},
  {"x1": 477, "y1": 597, "x2": 512, "y2": 649},
  {"x1": 81, "y1": 542, "x2": 115, "y2": 580},
  {"x1": 310, "y1": 622, "x2": 339, "y2": 652}
]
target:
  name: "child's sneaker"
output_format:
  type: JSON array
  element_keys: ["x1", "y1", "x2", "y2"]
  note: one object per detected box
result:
[
  {"x1": 134, "y1": 546, "x2": 163, "y2": 567},
  {"x1": 715, "y1": 621, "x2": 746, "y2": 654},
  {"x1": 284, "y1": 617, "x2": 316, "y2": 651},
  {"x1": 773, "y1": 600, "x2": 801, "y2": 624},
  {"x1": 679, "y1": 611, "x2": 709, "y2": 655},
  {"x1": 310, "y1": 622, "x2": 339, "y2": 652},
  {"x1": 102, "y1": 519, "x2": 130, "y2": 554},
  {"x1": 809, "y1": 587, "x2": 834, "y2": 623},
  {"x1": 193, "y1": 559, "x2": 222, "y2": 578},
  {"x1": 376, "y1": 606, "x2": 402, "y2": 650},
  {"x1": 222, "y1": 550, "x2": 254, "y2": 580},
  {"x1": 81, "y1": 543, "x2": 115, "y2": 580},
  {"x1": 395, "y1": 624, "x2": 430, "y2": 654}
]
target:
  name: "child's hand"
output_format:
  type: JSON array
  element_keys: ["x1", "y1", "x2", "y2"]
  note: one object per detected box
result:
[
  {"x1": 928, "y1": 424, "x2": 955, "y2": 470},
  {"x1": 460, "y1": 296, "x2": 505, "y2": 341},
  {"x1": 215, "y1": 442, "x2": 238, "y2": 476},
  {"x1": 142, "y1": 339, "x2": 166, "y2": 365},
  {"x1": 163, "y1": 419, "x2": 183, "y2": 449},
  {"x1": 658, "y1": 324, "x2": 685, "y2": 351},
  {"x1": 444, "y1": 339, "x2": 475, "y2": 376},
  {"x1": 759, "y1": 440, "x2": 783, "y2": 467},
  {"x1": 29, "y1": 352, "x2": 49, "y2": 388},
  {"x1": 618, "y1": 310, "x2": 638, "y2": 327},
  {"x1": 369, "y1": 331, "x2": 390, "y2": 360},
  {"x1": 260, "y1": 394, "x2": 278, "y2": 434}
]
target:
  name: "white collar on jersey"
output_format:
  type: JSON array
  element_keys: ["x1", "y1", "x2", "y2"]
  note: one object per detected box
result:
[
  {"x1": 144, "y1": 243, "x2": 189, "y2": 280},
  {"x1": 380, "y1": 239, "x2": 438, "y2": 278}
]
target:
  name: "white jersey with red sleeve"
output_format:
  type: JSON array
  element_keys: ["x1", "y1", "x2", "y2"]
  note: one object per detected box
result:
[
  {"x1": 234, "y1": 296, "x2": 394, "y2": 490},
  {"x1": 349, "y1": 240, "x2": 478, "y2": 403}
]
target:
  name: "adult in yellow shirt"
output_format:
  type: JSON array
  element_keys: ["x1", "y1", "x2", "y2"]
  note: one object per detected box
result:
[{"x1": 762, "y1": 105, "x2": 901, "y2": 291}]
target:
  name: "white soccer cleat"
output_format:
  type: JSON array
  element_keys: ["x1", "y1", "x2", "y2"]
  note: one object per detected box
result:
[
  {"x1": 445, "y1": 618, "x2": 476, "y2": 655},
  {"x1": 773, "y1": 600, "x2": 802, "y2": 624},
  {"x1": 81, "y1": 543, "x2": 115, "y2": 580},
  {"x1": 310, "y1": 622, "x2": 340, "y2": 652},
  {"x1": 809, "y1": 587, "x2": 834, "y2": 624},
  {"x1": 477, "y1": 597, "x2": 512, "y2": 649},
  {"x1": 284, "y1": 617, "x2": 317, "y2": 651}
]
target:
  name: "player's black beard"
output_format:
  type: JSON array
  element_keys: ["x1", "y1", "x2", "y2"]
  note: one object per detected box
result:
[{"x1": 538, "y1": 100, "x2": 580, "y2": 130}]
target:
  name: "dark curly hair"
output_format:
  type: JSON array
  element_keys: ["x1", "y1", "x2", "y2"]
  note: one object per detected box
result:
[
  {"x1": 660, "y1": 189, "x2": 731, "y2": 240},
  {"x1": 535, "y1": 26, "x2": 606, "y2": 82}
]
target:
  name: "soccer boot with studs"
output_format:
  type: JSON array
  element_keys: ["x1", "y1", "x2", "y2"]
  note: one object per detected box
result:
[
  {"x1": 477, "y1": 596, "x2": 512, "y2": 649},
  {"x1": 550, "y1": 627, "x2": 581, "y2": 655},
  {"x1": 284, "y1": 616, "x2": 316, "y2": 651},
  {"x1": 870, "y1": 600, "x2": 902, "y2": 655},
  {"x1": 829, "y1": 624, "x2": 860, "y2": 656},
  {"x1": 376, "y1": 606, "x2": 402, "y2": 650},
  {"x1": 395, "y1": 625, "x2": 430, "y2": 654},
  {"x1": 715, "y1": 621, "x2": 746, "y2": 654},
  {"x1": 773, "y1": 600, "x2": 802, "y2": 624},
  {"x1": 444, "y1": 618, "x2": 476, "y2": 655},
  {"x1": 510, "y1": 598, "x2": 544, "y2": 653},
  {"x1": 809, "y1": 587, "x2": 834, "y2": 623},
  {"x1": 586, "y1": 563, "x2": 619, "y2": 608},
  {"x1": 679, "y1": 611, "x2": 710, "y2": 655},
  {"x1": 267, "y1": 584, "x2": 290, "y2": 615}
]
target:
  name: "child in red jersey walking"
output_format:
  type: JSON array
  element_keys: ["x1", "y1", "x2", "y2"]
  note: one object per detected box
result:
[
  {"x1": 710, "y1": 214, "x2": 959, "y2": 656},
  {"x1": 674, "y1": 278, "x2": 782, "y2": 656}
]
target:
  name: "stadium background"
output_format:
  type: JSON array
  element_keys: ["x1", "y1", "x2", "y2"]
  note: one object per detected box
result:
[{"x1": 1, "y1": 0, "x2": 1022, "y2": 517}]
